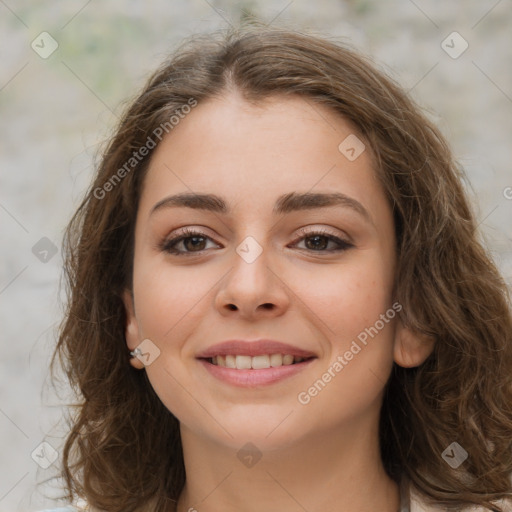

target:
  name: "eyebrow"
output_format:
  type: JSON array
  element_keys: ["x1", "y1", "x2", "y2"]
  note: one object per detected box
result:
[{"x1": 150, "y1": 191, "x2": 372, "y2": 223}]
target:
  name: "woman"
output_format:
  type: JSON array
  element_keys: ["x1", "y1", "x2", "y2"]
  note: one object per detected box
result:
[{"x1": 42, "y1": 24, "x2": 512, "y2": 512}]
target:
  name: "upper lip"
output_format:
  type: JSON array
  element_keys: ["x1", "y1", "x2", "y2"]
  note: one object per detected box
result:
[{"x1": 196, "y1": 339, "x2": 317, "y2": 359}]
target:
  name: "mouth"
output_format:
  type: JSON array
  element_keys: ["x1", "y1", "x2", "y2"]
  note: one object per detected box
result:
[
  {"x1": 202, "y1": 354, "x2": 315, "y2": 369},
  {"x1": 196, "y1": 339, "x2": 317, "y2": 387},
  {"x1": 197, "y1": 354, "x2": 317, "y2": 388}
]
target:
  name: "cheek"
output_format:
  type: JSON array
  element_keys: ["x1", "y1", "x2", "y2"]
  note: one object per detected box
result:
[
  {"x1": 133, "y1": 260, "x2": 212, "y2": 341},
  {"x1": 294, "y1": 263, "x2": 397, "y2": 425},
  {"x1": 132, "y1": 263, "x2": 213, "y2": 420},
  {"x1": 292, "y1": 252, "x2": 397, "y2": 398},
  {"x1": 292, "y1": 255, "x2": 394, "y2": 342}
]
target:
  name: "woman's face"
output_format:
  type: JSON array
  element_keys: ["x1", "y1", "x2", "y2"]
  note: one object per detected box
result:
[{"x1": 124, "y1": 92, "x2": 408, "y2": 450}]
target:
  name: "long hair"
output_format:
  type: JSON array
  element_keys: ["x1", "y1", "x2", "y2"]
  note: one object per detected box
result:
[{"x1": 51, "y1": 24, "x2": 512, "y2": 512}]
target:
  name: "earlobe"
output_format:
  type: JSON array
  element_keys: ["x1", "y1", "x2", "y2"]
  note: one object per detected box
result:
[
  {"x1": 393, "y1": 318, "x2": 436, "y2": 368},
  {"x1": 122, "y1": 289, "x2": 145, "y2": 370}
]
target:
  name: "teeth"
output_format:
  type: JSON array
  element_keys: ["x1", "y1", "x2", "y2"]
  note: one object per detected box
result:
[
  {"x1": 282, "y1": 354, "x2": 294, "y2": 365},
  {"x1": 211, "y1": 354, "x2": 308, "y2": 369},
  {"x1": 236, "y1": 355, "x2": 252, "y2": 369},
  {"x1": 270, "y1": 353, "x2": 282, "y2": 367},
  {"x1": 251, "y1": 354, "x2": 270, "y2": 369}
]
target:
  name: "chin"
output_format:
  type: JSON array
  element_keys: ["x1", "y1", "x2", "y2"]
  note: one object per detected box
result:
[
  {"x1": 186, "y1": 416, "x2": 304, "y2": 452},
  {"x1": 221, "y1": 431, "x2": 301, "y2": 453}
]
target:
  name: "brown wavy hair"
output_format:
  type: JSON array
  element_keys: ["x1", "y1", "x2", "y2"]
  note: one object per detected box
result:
[{"x1": 50, "y1": 23, "x2": 512, "y2": 512}]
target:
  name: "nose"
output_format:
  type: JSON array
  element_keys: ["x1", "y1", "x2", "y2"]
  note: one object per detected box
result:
[{"x1": 214, "y1": 241, "x2": 291, "y2": 320}]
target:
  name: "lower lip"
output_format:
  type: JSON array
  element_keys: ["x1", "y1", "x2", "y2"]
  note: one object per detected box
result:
[{"x1": 198, "y1": 358, "x2": 316, "y2": 387}]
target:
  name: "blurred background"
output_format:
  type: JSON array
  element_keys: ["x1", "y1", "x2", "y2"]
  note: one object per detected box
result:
[{"x1": 1, "y1": 1, "x2": 511, "y2": 510}]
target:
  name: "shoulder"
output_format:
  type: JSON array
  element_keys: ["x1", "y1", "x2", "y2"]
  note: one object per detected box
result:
[
  {"x1": 409, "y1": 484, "x2": 512, "y2": 511},
  {"x1": 36, "y1": 500, "x2": 90, "y2": 512},
  {"x1": 36, "y1": 508, "x2": 78, "y2": 512},
  {"x1": 36, "y1": 498, "x2": 92, "y2": 512}
]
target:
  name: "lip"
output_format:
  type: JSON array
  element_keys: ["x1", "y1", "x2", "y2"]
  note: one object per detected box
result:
[
  {"x1": 198, "y1": 357, "x2": 316, "y2": 387},
  {"x1": 196, "y1": 339, "x2": 317, "y2": 359}
]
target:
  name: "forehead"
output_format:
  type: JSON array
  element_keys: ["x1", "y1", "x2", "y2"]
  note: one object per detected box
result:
[{"x1": 138, "y1": 92, "x2": 386, "y2": 223}]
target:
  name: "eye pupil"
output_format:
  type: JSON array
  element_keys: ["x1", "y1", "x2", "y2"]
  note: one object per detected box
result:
[
  {"x1": 305, "y1": 235, "x2": 328, "y2": 250},
  {"x1": 184, "y1": 236, "x2": 206, "y2": 251}
]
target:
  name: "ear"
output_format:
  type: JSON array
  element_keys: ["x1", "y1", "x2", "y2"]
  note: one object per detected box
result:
[
  {"x1": 122, "y1": 289, "x2": 145, "y2": 370},
  {"x1": 393, "y1": 318, "x2": 436, "y2": 368}
]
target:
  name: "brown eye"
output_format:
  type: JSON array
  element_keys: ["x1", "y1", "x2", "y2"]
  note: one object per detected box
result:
[
  {"x1": 159, "y1": 227, "x2": 353, "y2": 256},
  {"x1": 291, "y1": 229, "x2": 354, "y2": 253},
  {"x1": 160, "y1": 229, "x2": 220, "y2": 256},
  {"x1": 304, "y1": 234, "x2": 330, "y2": 250},
  {"x1": 181, "y1": 235, "x2": 207, "y2": 252}
]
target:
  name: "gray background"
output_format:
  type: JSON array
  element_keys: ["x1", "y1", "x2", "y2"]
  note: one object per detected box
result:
[{"x1": 1, "y1": 1, "x2": 511, "y2": 510}]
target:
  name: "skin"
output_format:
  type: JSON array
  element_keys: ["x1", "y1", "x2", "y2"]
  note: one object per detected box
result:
[{"x1": 123, "y1": 91, "x2": 435, "y2": 512}]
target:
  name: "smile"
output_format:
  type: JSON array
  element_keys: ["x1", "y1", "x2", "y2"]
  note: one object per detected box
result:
[
  {"x1": 198, "y1": 355, "x2": 316, "y2": 387},
  {"x1": 208, "y1": 354, "x2": 310, "y2": 369}
]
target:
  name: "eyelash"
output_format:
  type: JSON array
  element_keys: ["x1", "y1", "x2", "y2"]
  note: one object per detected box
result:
[{"x1": 159, "y1": 226, "x2": 354, "y2": 256}]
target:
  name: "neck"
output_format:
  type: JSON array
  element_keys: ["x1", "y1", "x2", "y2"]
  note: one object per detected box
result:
[{"x1": 176, "y1": 419, "x2": 400, "y2": 512}]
